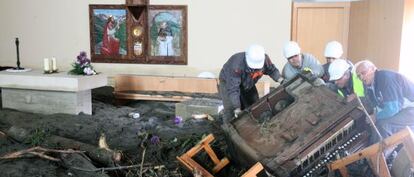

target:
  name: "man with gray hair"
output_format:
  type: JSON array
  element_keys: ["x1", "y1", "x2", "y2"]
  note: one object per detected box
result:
[{"x1": 355, "y1": 60, "x2": 414, "y2": 138}]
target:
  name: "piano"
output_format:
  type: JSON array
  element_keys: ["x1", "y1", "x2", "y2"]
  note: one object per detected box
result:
[{"x1": 223, "y1": 75, "x2": 371, "y2": 177}]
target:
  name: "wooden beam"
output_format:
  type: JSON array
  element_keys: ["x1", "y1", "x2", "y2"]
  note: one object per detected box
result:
[{"x1": 113, "y1": 75, "x2": 270, "y2": 98}]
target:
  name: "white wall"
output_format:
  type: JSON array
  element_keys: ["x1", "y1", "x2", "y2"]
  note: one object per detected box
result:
[{"x1": 0, "y1": 0, "x2": 291, "y2": 80}]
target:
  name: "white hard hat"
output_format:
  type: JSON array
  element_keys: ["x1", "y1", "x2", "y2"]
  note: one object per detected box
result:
[
  {"x1": 329, "y1": 59, "x2": 351, "y2": 81},
  {"x1": 283, "y1": 41, "x2": 301, "y2": 59},
  {"x1": 197, "y1": 71, "x2": 216, "y2": 78},
  {"x1": 324, "y1": 41, "x2": 343, "y2": 58},
  {"x1": 245, "y1": 44, "x2": 265, "y2": 69}
]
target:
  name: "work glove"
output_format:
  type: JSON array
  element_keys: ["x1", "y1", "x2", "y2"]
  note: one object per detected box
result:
[
  {"x1": 302, "y1": 67, "x2": 313, "y2": 75},
  {"x1": 234, "y1": 108, "x2": 242, "y2": 118},
  {"x1": 312, "y1": 78, "x2": 325, "y2": 87}
]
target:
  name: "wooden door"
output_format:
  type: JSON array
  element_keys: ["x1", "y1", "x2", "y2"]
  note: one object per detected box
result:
[{"x1": 291, "y1": 2, "x2": 350, "y2": 64}]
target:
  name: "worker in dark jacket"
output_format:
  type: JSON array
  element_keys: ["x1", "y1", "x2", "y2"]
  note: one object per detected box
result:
[
  {"x1": 219, "y1": 44, "x2": 281, "y2": 122},
  {"x1": 355, "y1": 60, "x2": 414, "y2": 138}
]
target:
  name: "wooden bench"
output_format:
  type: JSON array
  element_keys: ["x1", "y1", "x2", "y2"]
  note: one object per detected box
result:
[{"x1": 113, "y1": 75, "x2": 270, "y2": 102}]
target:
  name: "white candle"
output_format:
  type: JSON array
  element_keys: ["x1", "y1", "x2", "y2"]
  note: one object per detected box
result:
[
  {"x1": 43, "y1": 58, "x2": 50, "y2": 71},
  {"x1": 51, "y1": 57, "x2": 57, "y2": 71}
]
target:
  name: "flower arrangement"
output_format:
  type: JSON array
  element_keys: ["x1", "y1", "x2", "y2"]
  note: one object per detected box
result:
[{"x1": 69, "y1": 51, "x2": 97, "y2": 75}]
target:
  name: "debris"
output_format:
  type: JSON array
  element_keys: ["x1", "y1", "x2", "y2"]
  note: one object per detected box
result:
[
  {"x1": 140, "y1": 133, "x2": 149, "y2": 177},
  {"x1": 2, "y1": 126, "x2": 122, "y2": 166},
  {"x1": 70, "y1": 163, "x2": 165, "y2": 172},
  {"x1": 173, "y1": 116, "x2": 183, "y2": 125},
  {"x1": 128, "y1": 112, "x2": 141, "y2": 119},
  {"x1": 61, "y1": 153, "x2": 110, "y2": 177},
  {"x1": 0, "y1": 86, "x2": 244, "y2": 176},
  {"x1": 0, "y1": 146, "x2": 82, "y2": 162},
  {"x1": 98, "y1": 133, "x2": 110, "y2": 151},
  {"x1": 192, "y1": 114, "x2": 215, "y2": 121}
]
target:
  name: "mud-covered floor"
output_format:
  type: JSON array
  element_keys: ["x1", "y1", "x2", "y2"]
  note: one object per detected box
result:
[{"x1": 0, "y1": 87, "x2": 246, "y2": 177}]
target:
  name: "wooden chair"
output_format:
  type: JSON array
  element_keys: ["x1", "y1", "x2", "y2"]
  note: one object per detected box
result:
[
  {"x1": 241, "y1": 162, "x2": 265, "y2": 177},
  {"x1": 176, "y1": 134, "x2": 229, "y2": 177},
  {"x1": 328, "y1": 127, "x2": 414, "y2": 177}
]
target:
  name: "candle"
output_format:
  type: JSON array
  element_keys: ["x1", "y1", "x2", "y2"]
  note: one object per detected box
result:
[
  {"x1": 51, "y1": 57, "x2": 57, "y2": 71},
  {"x1": 43, "y1": 58, "x2": 50, "y2": 72}
]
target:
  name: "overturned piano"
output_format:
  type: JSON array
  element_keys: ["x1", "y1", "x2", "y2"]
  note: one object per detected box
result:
[{"x1": 223, "y1": 75, "x2": 372, "y2": 177}]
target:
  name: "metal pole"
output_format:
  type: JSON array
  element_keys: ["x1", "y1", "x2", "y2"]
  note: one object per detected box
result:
[{"x1": 356, "y1": 96, "x2": 383, "y2": 140}]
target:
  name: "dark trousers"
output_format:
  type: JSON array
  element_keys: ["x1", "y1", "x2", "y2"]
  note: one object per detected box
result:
[
  {"x1": 376, "y1": 107, "x2": 414, "y2": 138},
  {"x1": 219, "y1": 80, "x2": 259, "y2": 122}
]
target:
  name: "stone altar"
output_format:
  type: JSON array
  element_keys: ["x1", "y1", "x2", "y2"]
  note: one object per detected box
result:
[{"x1": 0, "y1": 70, "x2": 107, "y2": 115}]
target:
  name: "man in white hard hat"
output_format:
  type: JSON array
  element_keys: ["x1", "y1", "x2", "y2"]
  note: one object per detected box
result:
[
  {"x1": 322, "y1": 41, "x2": 343, "y2": 82},
  {"x1": 219, "y1": 44, "x2": 281, "y2": 122},
  {"x1": 282, "y1": 41, "x2": 324, "y2": 82},
  {"x1": 328, "y1": 59, "x2": 365, "y2": 102}
]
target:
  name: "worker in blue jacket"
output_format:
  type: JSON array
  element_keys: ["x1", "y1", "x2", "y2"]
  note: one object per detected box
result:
[{"x1": 355, "y1": 60, "x2": 414, "y2": 138}]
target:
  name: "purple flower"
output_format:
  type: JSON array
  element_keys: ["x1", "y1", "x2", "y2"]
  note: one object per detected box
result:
[
  {"x1": 150, "y1": 135, "x2": 160, "y2": 145},
  {"x1": 80, "y1": 51, "x2": 87, "y2": 57},
  {"x1": 174, "y1": 116, "x2": 183, "y2": 125},
  {"x1": 71, "y1": 51, "x2": 98, "y2": 76},
  {"x1": 76, "y1": 51, "x2": 91, "y2": 66}
]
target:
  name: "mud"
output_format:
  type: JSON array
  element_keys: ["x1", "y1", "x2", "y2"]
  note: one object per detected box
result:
[{"x1": 0, "y1": 87, "x2": 245, "y2": 177}]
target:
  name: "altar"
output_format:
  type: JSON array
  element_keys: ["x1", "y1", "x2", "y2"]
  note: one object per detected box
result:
[{"x1": 0, "y1": 70, "x2": 107, "y2": 115}]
